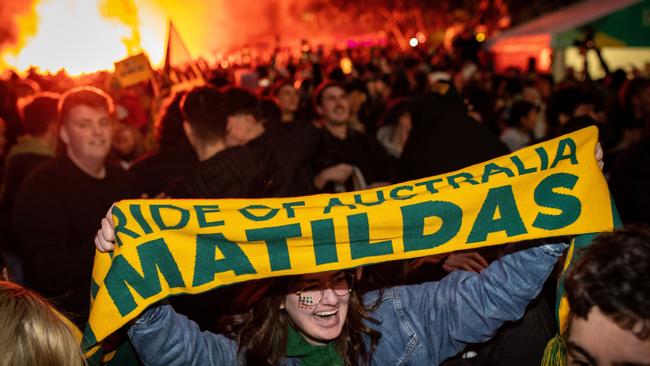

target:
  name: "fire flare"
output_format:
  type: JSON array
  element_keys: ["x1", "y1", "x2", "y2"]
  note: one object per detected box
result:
[{"x1": 1, "y1": 0, "x2": 166, "y2": 76}]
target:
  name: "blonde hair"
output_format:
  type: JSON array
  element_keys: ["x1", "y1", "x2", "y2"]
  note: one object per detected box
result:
[{"x1": 0, "y1": 281, "x2": 85, "y2": 366}]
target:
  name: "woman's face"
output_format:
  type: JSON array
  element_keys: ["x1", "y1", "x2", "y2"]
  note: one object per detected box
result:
[{"x1": 283, "y1": 271, "x2": 351, "y2": 345}]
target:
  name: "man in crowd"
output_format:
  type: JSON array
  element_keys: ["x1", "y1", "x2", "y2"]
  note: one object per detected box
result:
[
  {"x1": 12, "y1": 86, "x2": 132, "y2": 327},
  {"x1": 165, "y1": 86, "x2": 276, "y2": 198},
  {"x1": 311, "y1": 81, "x2": 396, "y2": 192},
  {"x1": 272, "y1": 81, "x2": 300, "y2": 124},
  {"x1": 0, "y1": 92, "x2": 60, "y2": 283},
  {"x1": 565, "y1": 226, "x2": 650, "y2": 365}
]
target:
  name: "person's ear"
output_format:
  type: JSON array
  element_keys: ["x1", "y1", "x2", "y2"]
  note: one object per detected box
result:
[
  {"x1": 182, "y1": 121, "x2": 195, "y2": 146},
  {"x1": 59, "y1": 125, "x2": 69, "y2": 145},
  {"x1": 225, "y1": 116, "x2": 234, "y2": 133}
]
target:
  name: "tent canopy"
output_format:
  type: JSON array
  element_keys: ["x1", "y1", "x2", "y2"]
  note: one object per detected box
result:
[{"x1": 487, "y1": 0, "x2": 650, "y2": 50}]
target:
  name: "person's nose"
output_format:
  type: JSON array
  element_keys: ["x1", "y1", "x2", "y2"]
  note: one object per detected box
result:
[
  {"x1": 91, "y1": 121, "x2": 104, "y2": 135},
  {"x1": 319, "y1": 288, "x2": 339, "y2": 306}
]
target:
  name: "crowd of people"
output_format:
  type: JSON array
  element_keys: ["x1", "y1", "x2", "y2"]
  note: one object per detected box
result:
[{"x1": 0, "y1": 41, "x2": 649, "y2": 365}]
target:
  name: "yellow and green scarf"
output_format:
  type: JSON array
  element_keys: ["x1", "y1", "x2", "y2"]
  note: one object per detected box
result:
[{"x1": 82, "y1": 126, "x2": 615, "y2": 360}]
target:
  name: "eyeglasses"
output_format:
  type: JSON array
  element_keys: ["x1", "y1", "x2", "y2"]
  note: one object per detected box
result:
[{"x1": 295, "y1": 272, "x2": 355, "y2": 309}]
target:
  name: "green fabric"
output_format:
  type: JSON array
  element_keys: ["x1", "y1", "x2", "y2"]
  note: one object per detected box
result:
[
  {"x1": 556, "y1": 0, "x2": 650, "y2": 47},
  {"x1": 286, "y1": 325, "x2": 344, "y2": 366},
  {"x1": 5, "y1": 136, "x2": 55, "y2": 165},
  {"x1": 86, "y1": 339, "x2": 143, "y2": 366},
  {"x1": 541, "y1": 195, "x2": 622, "y2": 365}
]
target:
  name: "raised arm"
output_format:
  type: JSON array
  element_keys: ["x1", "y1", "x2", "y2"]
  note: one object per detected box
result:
[
  {"x1": 395, "y1": 242, "x2": 567, "y2": 362},
  {"x1": 128, "y1": 303, "x2": 239, "y2": 365},
  {"x1": 95, "y1": 206, "x2": 239, "y2": 365}
]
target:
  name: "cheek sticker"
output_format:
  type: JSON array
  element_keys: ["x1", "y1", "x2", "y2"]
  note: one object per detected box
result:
[{"x1": 297, "y1": 294, "x2": 315, "y2": 309}]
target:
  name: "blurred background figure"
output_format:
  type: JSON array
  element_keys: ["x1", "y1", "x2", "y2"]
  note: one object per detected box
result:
[
  {"x1": 500, "y1": 100, "x2": 539, "y2": 151},
  {"x1": 0, "y1": 280, "x2": 85, "y2": 366}
]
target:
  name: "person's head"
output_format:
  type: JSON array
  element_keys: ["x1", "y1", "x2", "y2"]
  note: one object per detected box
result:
[
  {"x1": 155, "y1": 90, "x2": 191, "y2": 150},
  {"x1": 282, "y1": 271, "x2": 354, "y2": 344},
  {"x1": 0, "y1": 281, "x2": 85, "y2": 366},
  {"x1": 313, "y1": 81, "x2": 350, "y2": 126},
  {"x1": 272, "y1": 81, "x2": 299, "y2": 118},
  {"x1": 111, "y1": 121, "x2": 143, "y2": 163},
  {"x1": 547, "y1": 88, "x2": 594, "y2": 134},
  {"x1": 622, "y1": 77, "x2": 650, "y2": 120},
  {"x1": 181, "y1": 86, "x2": 264, "y2": 156},
  {"x1": 522, "y1": 85, "x2": 541, "y2": 105},
  {"x1": 15, "y1": 79, "x2": 40, "y2": 99},
  {"x1": 221, "y1": 87, "x2": 265, "y2": 146},
  {"x1": 237, "y1": 270, "x2": 380, "y2": 366},
  {"x1": 259, "y1": 97, "x2": 282, "y2": 130},
  {"x1": 345, "y1": 80, "x2": 368, "y2": 116},
  {"x1": 565, "y1": 226, "x2": 650, "y2": 365},
  {"x1": 507, "y1": 100, "x2": 538, "y2": 132},
  {"x1": 380, "y1": 98, "x2": 412, "y2": 130},
  {"x1": 19, "y1": 92, "x2": 60, "y2": 138},
  {"x1": 58, "y1": 86, "x2": 114, "y2": 168}
]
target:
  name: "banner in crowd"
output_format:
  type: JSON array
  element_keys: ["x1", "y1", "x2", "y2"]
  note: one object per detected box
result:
[
  {"x1": 82, "y1": 126, "x2": 613, "y2": 354},
  {"x1": 114, "y1": 53, "x2": 154, "y2": 88}
]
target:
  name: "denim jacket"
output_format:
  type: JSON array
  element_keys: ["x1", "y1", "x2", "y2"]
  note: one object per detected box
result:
[{"x1": 128, "y1": 243, "x2": 567, "y2": 365}]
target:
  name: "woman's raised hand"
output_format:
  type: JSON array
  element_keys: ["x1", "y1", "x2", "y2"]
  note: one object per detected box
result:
[{"x1": 95, "y1": 205, "x2": 116, "y2": 252}]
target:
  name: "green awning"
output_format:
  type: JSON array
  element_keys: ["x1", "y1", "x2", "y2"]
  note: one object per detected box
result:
[{"x1": 556, "y1": 0, "x2": 650, "y2": 47}]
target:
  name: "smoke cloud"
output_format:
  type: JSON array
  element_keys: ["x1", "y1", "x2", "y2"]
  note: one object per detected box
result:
[
  {"x1": 151, "y1": 0, "x2": 376, "y2": 58},
  {"x1": 0, "y1": 0, "x2": 38, "y2": 55}
]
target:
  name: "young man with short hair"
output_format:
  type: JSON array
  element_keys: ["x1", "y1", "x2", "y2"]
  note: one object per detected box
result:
[
  {"x1": 166, "y1": 85, "x2": 290, "y2": 200},
  {"x1": 12, "y1": 86, "x2": 133, "y2": 327},
  {"x1": 311, "y1": 81, "x2": 396, "y2": 192},
  {"x1": 565, "y1": 226, "x2": 650, "y2": 365}
]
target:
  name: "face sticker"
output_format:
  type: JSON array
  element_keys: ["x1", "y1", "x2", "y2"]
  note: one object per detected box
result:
[{"x1": 297, "y1": 293, "x2": 315, "y2": 309}]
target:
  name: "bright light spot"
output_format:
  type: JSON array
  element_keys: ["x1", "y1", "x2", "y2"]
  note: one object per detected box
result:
[
  {"x1": 409, "y1": 37, "x2": 419, "y2": 48},
  {"x1": 220, "y1": 60, "x2": 229, "y2": 69},
  {"x1": 539, "y1": 47, "x2": 552, "y2": 71},
  {"x1": 2, "y1": 0, "x2": 166, "y2": 75},
  {"x1": 416, "y1": 32, "x2": 426, "y2": 43},
  {"x1": 340, "y1": 57, "x2": 353, "y2": 74},
  {"x1": 476, "y1": 33, "x2": 486, "y2": 42}
]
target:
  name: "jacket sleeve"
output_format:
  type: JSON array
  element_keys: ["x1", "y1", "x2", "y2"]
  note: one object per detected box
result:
[
  {"x1": 397, "y1": 242, "x2": 567, "y2": 361},
  {"x1": 128, "y1": 303, "x2": 239, "y2": 366}
]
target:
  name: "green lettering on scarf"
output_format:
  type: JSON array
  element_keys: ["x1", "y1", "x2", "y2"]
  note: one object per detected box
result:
[
  {"x1": 246, "y1": 224, "x2": 302, "y2": 271},
  {"x1": 311, "y1": 219, "x2": 338, "y2": 265},
  {"x1": 550, "y1": 138, "x2": 578, "y2": 168},
  {"x1": 105, "y1": 238, "x2": 185, "y2": 316},
  {"x1": 193, "y1": 233, "x2": 256, "y2": 286},
  {"x1": 533, "y1": 173, "x2": 581, "y2": 230},
  {"x1": 348, "y1": 213, "x2": 393, "y2": 259},
  {"x1": 467, "y1": 185, "x2": 527, "y2": 243},
  {"x1": 402, "y1": 200, "x2": 462, "y2": 251}
]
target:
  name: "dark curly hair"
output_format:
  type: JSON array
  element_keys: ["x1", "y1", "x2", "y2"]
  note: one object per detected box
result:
[{"x1": 565, "y1": 225, "x2": 650, "y2": 340}]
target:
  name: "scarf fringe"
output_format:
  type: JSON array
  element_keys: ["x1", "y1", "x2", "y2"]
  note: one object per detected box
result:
[{"x1": 541, "y1": 334, "x2": 566, "y2": 366}]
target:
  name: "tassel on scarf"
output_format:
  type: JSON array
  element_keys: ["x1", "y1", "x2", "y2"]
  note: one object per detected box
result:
[{"x1": 541, "y1": 333, "x2": 567, "y2": 366}]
